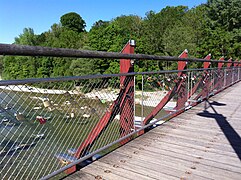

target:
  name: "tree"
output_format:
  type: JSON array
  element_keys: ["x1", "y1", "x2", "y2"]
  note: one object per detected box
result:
[
  {"x1": 139, "y1": 6, "x2": 188, "y2": 55},
  {"x1": 207, "y1": 0, "x2": 241, "y2": 31},
  {"x1": 60, "y1": 12, "x2": 86, "y2": 33},
  {"x1": 163, "y1": 5, "x2": 208, "y2": 58},
  {"x1": 15, "y1": 28, "x2": 37, "y2": 45}
]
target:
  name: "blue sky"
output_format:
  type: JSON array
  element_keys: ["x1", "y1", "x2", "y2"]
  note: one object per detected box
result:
[{"x1": 0, "y1": 0, "x2": 206, "y2": 44}]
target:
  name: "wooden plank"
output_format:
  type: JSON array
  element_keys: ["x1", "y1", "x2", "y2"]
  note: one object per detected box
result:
[
  {"x1": 150, "y1": 124, "x2": 241, "y2": 148},
  {"x1": 113, "y1": 145, "x2": 240, "y2": 180},
  {"x1": 84, "y1": 161, "x2": 157, "y2": 180},
  {"x1": 98, "y1": 152, "x2": 180, "y2": 180},
  {"x1": 117, "y1": 143, "x2": 241, "y2": 179},
  {"x1": 126, "y1": 139, "x2": 241, "y2": 172},
  {"x1": 147, "y1": 130, "x2": 241, "y2": 154},
  {"x1": 99, "y1": 150, "x2": 209, "y2": 180},
  {"x1": 80, "y1": 162, "x2": 133, "y2": 180},
  {"x1": 144, "y1": 132, "x2": 241, "y2": 159},
  {"x1": 64, "y1": 171, "x2": 97, "y2": 180}
]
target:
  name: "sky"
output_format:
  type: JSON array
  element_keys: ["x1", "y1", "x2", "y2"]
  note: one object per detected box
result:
[{"x1": 0, "y1": 0, "x2": 207, "y2": 44}]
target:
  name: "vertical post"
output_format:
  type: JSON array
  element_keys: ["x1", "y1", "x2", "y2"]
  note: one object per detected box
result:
[
  {"x1": 141, "y1": 74, "x2": 144, "y2": 122},
  {"x1": 234, "y1": 59, "x2": 239, "y2": 83},
  {"x1": 224, "y1": 68, "x2": 227, "y2": 88},
  {"x1": 214, "y1": 57, "x2": 224, "y2": 92},
  {"x1": 238, "y1": 60, "x2": 241, "y2": 81},
  {"x1": 67, "y1": 41, "x2": 136, "y2": 175},
  {"x1": 227, "y1": 58, "x2": 232, "y2": 86},
  {"x1": 218, "y1": 56, "x2": 224, "y2": 69},
  {"x1": 119, "y1": 40, "x2": 135, "y2": 145},
  {"x1": 202, "y1": 54, "x2": 212, "y2": 99},
  {"x1": 133, "y1": 75, "x2": 136, "y2": 128},
  {"x1": 176, "y1": 49, "x2": 188, "y2": 110},
  {"x1": 178, "y1": 49, "x2": 188, "y2": 76},
  {"x1": 203, "y1": 54, "x2": 211, "y2": 69},
  {"x1": 187, "y1": 71, "x2": 190, "y2": 103},
  {"x1": 187, "y1": 54, "x2": 211, "y2": 105}
]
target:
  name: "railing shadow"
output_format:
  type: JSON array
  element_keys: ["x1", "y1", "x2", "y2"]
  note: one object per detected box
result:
[{"x1": 197, "y1": 100, "x2": 241, "y2": 161}]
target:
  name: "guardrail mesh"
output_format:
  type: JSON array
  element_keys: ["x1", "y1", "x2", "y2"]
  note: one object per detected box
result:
[{"x1": 0, "y1": 67, "x2": 240, "y2": 179}]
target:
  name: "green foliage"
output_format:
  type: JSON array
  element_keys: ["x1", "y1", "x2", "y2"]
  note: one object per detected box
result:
[
  {"x1": 60, "y1": 12, "x2": 86, "y2": 33},
  {"x1": 2, "y1": 3, "x2": 241, "y2": 85},
  {"x1": 207, "y1": 0, "x2": 241, "y2": 31},
  {"x1": 15, "y1": 28, "x2": 37, "y2": 45}
]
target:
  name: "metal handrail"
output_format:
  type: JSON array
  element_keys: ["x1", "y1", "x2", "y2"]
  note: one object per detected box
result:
[
  {"x1": 0, "y1": 43, "x2": 240, "y2": 64},
  {"x1": 0, "y1": 67, "x2": 238, "y2": 86}
]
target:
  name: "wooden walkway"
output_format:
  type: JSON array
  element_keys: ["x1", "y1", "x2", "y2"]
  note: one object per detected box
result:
[{"x1": 66, "y1": 82, "x2": 241, "y2": 180}]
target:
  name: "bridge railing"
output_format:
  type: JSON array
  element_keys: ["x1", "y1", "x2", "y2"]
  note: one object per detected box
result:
[{"x1": 0, "y1": 42, "x2": 241, "y2": 179}]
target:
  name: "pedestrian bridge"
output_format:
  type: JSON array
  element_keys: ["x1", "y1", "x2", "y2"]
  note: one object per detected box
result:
[
  {"x1": 0, "y1": 42, "x2": 241, "y2": 179},
  {"x1": 66, "y1": 82, "x2": 241, "y2": 180}
]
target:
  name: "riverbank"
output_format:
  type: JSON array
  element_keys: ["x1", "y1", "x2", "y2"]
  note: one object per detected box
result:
[{"x1": 0, "y1": 85, "x2": 176, "y2": 108}]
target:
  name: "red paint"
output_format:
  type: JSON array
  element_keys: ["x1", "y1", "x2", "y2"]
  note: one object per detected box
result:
[
  {"x1": 119, "y1": 41, "x2": 135, "y2": 145},
  {"x1": 218, "y1": 57, "x2": 224, "y2": 69},
  {"x1": 234, "y1": 59, "x2": 239, "y2": 67},
  {"x1": 188, "y1": 54, "x2": 212, "y2": 101},
  {"x1": 227, "y1": 58, "x2": 232, "y2": 68},
  {"x1": 66, "y1": 41, "x2": 135, "y2": 174},
  {"x1": 142, "y1": 50, "x2": 188, "y2": 128},
  {"x1": 175, "y1": 50, "x2": 188, "y2": 111},
  {"x1": 178, "y1": 49, "x2": 188, "y2": 76},
  {"x1": 203, "y1": 54, "x2": 211, "y2": 69}
]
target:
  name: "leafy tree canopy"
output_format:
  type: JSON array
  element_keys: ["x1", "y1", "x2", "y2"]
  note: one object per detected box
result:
[
  {"x1": 60, "y1": 12, "x2": 86, "y2": 32},
  {"x1": 2, "y1": 2, "x2": 241, "y2": 86}
]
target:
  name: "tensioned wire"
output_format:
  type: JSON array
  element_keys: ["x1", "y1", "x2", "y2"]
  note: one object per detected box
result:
[
  {"x1": 0, "y1": 86, "x2": 35, "y2": 170},
  {"x1": 1, "y1": 67, "x2": 239, "y2": 179},
  {"x1": 78, "y1": 78, "x2": 121, "y2": 157},
  {"x1": 32, "y1": 82, "x2": 77, "y2": 178},
  {"x1": 29, "y1": 82, "x2": 80, "y2": 179},
  {"x1": 15, "y1": 83, "x2": 70, "y2": 179},
  {"x1": 38, "y1": 80, "x2": 106, "y2": 178},
  {"x1": 88, "y1": 78, "x2": 133, "y2": 155},
  {"x1": 2, "y1": 85, "x2": 53, "y2": 179},
  {"x1": 0, "y1": 67, "x2": 234, "y2": 86},
  {"x1": 13, "y1": 83, "x2": 67, "y2": 179},
  {"x1": 36, "y1": 79, "x2": 116, "y2": 179}
]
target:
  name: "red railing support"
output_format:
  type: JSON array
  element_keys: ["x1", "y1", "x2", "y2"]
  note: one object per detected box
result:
[
  {"x1": 175, "y1": 50, "x2": 188, "y2": 110},
  {"x1": 141, "y1": 50, "x2": 188, "y2": 130},
  {"x1": 212, "y1": 57, "x2": 225, "y2": 94},
  {"x1": 65, "y1": 41, "x2": 135, "y2": 174},
  {"x1": 119, "y1": 40, "x2": 135, "y2": 144},
  {"x1": 188, "y1": 54, "x2": 212, "y2": 103},
  {"x1": 227, "y1": 58, "x2": 233, "y2": 68}
]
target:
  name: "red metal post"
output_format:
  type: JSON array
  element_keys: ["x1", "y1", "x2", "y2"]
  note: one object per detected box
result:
[
  {"x1": 218, "y1": 56, "x2": 224, "y2": 68},
  {"x1": 226, "y1": 58, "x2": 233, "y2": 85},
  {"x1": 203, "y1": 54, "x2": 212, "y2": 69},
  {"x1": 199, "y1": 54, "x2": 212, "y2": 100},
  {"x1": 65, "y1": 41, "x2": 135, "y2": 174},
  {"x1": 213, "y1": 57, "x2": 225, "y2": 93},
  {"x1": 142, "y1": 50, "x2": 188, "y2": 128},
  {"x1": 234, "y1": 59, "x2": 239, "y2": 67},
  {"x1": 175, "y1": 50, "x2": 188, "y2": 111},
  {"x1": 178, "y1": 49, "x2": 188, "y2": 76},
  {"x1": 119, "y1": 40, "x2": 135, "y2": 144},
  {"x1": 227, "y1": 58, "x2": 232, "y2": 68},
  {"x1": 189, "y1": 54, "x2": 211, "y2": 103}
]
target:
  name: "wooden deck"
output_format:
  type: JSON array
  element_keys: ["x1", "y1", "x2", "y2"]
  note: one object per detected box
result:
[{"x1": 66, "y1": 82, "x2": 241, "y2": 180}]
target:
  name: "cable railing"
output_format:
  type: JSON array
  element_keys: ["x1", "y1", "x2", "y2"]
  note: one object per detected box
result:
[{"x1": 0, "y1": 41, "x2": 241, "y2": 179}]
